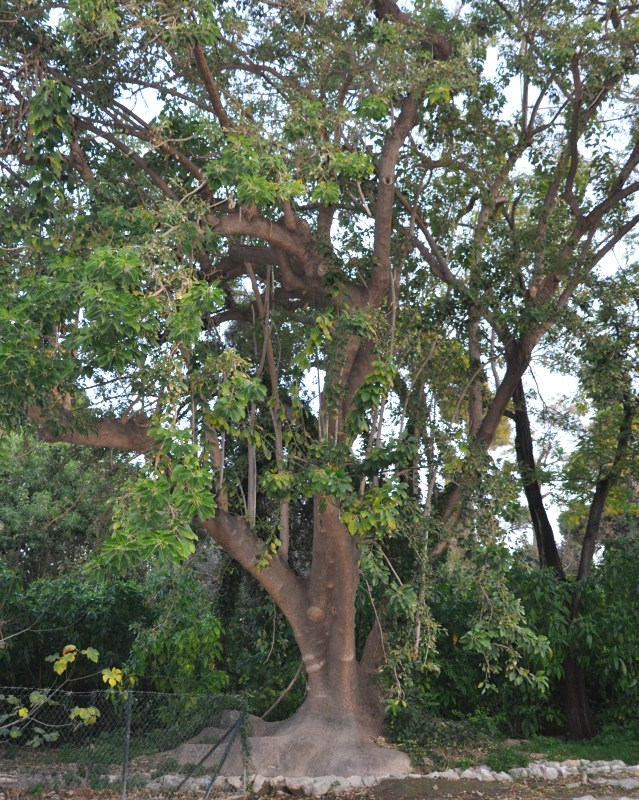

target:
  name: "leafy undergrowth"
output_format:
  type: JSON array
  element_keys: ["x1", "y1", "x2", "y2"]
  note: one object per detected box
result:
[{"x1": 391, "y1": 712, "x2": 522, "y2": 771}]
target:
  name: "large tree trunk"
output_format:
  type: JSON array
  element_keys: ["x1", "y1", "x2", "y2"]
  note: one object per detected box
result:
[
  {"x1": 256, "y1": 500, "x2": 409, "y2": 776},
  {"x1": 512, "y1": 381, "x2": 599, "y2": 738},
  {"x1": 202, "y1": 500, "x2": 411, "y2": 777},
  {"x1": 562, "y1": 656, "x2": 597, "y2": 740}
]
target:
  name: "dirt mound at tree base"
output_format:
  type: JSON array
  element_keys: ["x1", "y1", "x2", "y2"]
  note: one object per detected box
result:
[{"x1": 173, "y1": 712, "x2": 411, "y2": 778}]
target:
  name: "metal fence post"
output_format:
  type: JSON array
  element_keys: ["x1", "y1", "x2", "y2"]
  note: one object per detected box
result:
[
  {"x1": 85, "y1": 689, "x2": 96, "y2": 787},
  {"x1": 241, "y1": 707, "x2": 248, "y2": 791},
  {"x1": 121, "y1": 690, "x2": 133, "y2": 800}
]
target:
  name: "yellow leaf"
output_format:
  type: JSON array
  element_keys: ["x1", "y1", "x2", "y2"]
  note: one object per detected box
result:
[
  {"x1": 102, "y1": 667, "x2": 123, "y2": 687},
  {"x1": 53, "y1": 659, "x2": 68, "y2": 675}
]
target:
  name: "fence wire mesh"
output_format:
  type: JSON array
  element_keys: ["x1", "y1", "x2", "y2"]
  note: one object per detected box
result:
[{"x1": 0, "y1": 686, "x2": 249, "y2": 796}]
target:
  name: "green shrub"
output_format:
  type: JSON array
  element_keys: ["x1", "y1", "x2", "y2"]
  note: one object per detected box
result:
[{"x1": 128, "y1": 565, "x2": 228, "y2": 694}]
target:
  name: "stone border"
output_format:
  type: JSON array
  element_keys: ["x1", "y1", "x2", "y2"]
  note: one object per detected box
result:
[
  {"x1": 145, "y1": 760, "x2": 639, "y2": 795},
  {"x1": 4, "y1": 758, "x2": 639, "y2": 796},
  {"x1": 428, "y1": 758, "x2": 639, "y2": 784}
]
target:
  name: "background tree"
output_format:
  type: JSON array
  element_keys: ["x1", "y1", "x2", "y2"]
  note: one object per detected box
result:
[
  {"x1": 0, "y1": 435, "x2": 130, "y2": 581},
  {"x1": 510, "y1": 269, "x2": 639, "y2": 737},
  {"x1": 1, "y1": 0, "x2": 639, "y2": 772}
]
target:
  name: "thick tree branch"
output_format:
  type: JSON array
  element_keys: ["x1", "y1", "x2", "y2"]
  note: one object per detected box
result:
[
  {"x1": 439, "y1": 338, "x2": 536, "y2": 524},
  {"x1": 208, "y1": 211, "x2": 327, "y2": 286},
  {"x1": 513, "y1": 381, "x2": 565, "y2": 579},
  {"x1": 373, "y1": 95, "x2": 419, "y2": 285},
  {"x1": 590, "y1": 210, "x2": 639, "y2": 265},
  {"x1": 192, "y1": 41, "x2": 231, "y2": 129},
  {"x1": 468, "y1": 320, "x2": 484, "y2": 437},
  {"x1": 575, "y1": 392, "x2": 635, "y2": 586},
  {"x1": 204, "y1": 245, "x2": 279, "y2": 280},
  {"x1": 27, "y1": 406, "x2": 152, "y2": 452},
  {"x1": 199, "y1": 511, "x2": 307, "y2": 632}
]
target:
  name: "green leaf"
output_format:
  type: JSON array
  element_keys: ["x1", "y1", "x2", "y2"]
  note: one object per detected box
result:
[{"x1": 82, "y1": 647, "x2": 100, "y2": 663}]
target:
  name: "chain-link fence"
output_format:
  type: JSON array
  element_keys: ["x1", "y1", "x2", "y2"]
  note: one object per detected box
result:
[{"x1": 0, "y1": 686, "x2": 249, "y2": 797}]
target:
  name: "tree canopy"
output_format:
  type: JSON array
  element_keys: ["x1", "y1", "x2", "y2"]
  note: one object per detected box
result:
[{"x1": 2, "y1": 0, "x2": 639, "y2": 773}]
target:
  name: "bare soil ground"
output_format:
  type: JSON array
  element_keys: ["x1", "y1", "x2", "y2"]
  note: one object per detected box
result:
[
  {"x1": 373, "y1": 775, "x2": 637, "y2": 799},
  {"x1": 1, "y1": 775, "x2": 638, "y2": 800}
]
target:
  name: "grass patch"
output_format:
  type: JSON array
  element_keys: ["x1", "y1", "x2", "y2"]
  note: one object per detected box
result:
[
  {"x1": 529, "y1": 724, "x2": 639, "y2": 765},
  {"x1": 396, "y1": 716, "x2": 639, "y2": 772},
  {"x1": 484, "y1": 744, "x2": 530, "y2": 772}
]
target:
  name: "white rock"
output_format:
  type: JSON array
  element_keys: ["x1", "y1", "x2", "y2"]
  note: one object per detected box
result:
[
  {"x1": 509, "y1": 767, "x2": 530, "y2": 779},
  {"x1": 285, "y1": 777, "x2": 313, "y2": 795},
  {"x1": 188, "y1": 777, "x2": 212, "y2": 790},
  {"x1": 142, "y1": 758, "x2": 639, "y2": 797},
  {"x1": 459, "y1": 768, "x2": 479, "y2": 779},
  {"x1": 269, "y1": 775, "x2": 287, "y2": 791},
  {"x1": 478, "y1": 767, "x2": 494, "y2": 781},
  {"x1": 542, "y1": 766, "x2": 559, "y2": 780},
  {"x1": 154, "y1": 773, "x2": 184, "y2": 788},
  {"x1": 617, "y1": 777, "x2": 639, "y2": 790},
  {"x1": 310, "y1": 776, "x2": 341, "y2": 795},
  {"x1": 331, "y1": 778, "x2": 360, "y2": 794},
  {"x1": 528, "y1": 764, "x2": 545, "y2": 779},
  {"x1": 251, "y1": 775, "x2": 271, "y2": 795},
  {"x1": 597, "y1": 776, "x2": 638, "y2": 789}
]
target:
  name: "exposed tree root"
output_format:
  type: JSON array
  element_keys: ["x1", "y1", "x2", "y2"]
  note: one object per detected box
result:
[
  {"x1": 247, "y1": 715, "x2": 411, "y2": 777},
  {"x1": 175, "y1": 711, "x2": 411, "y2": 778}
]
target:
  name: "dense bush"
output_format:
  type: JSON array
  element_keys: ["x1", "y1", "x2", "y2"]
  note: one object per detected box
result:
[
  {"x1": 386, "y1": 532, "x2": 639, "y2": 744},
  {"x1": 0, "y1": 565, "x2": 148, "y2": 687},
  {"x1": 0, "y1": 561, "x2": 228, "y2": 696},
  {"x1": 128, "y1": 565, "x2": 228, "y2": 694}
]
